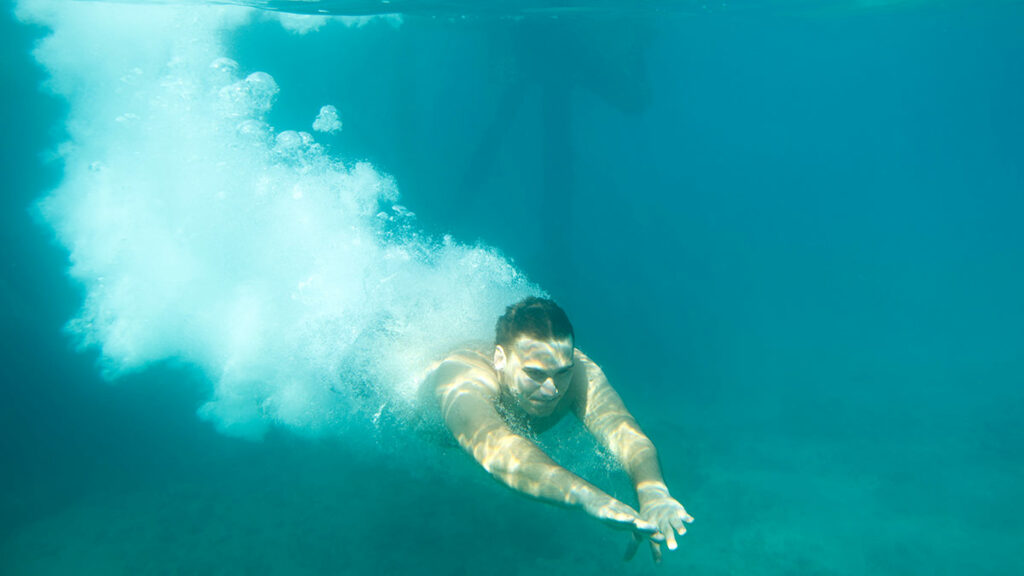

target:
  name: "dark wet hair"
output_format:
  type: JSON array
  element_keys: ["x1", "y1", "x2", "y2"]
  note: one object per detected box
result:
[{"x1": 495, "y1": 297, "x2": 574, "y2": 348}]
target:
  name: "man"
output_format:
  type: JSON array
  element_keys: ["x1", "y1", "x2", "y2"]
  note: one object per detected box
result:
[{"x1": 424, "y1": 297, "x2": 693, "y2": 562}]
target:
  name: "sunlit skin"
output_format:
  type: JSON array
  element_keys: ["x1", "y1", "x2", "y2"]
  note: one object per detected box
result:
[{"x1": 425, "y1": 335, "x2": 694, "y2": 562}]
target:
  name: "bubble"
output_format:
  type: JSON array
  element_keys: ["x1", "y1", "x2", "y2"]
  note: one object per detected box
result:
[
  {"x1": 313, "y1": 105, "x2": 342, "y2": 133},
  {"x1": 208, "y1": 57, "x2": 239, "y2": 86},
  {"x1": 217, "y1": 71, "x2": 279, "y2": 118},
  {"x1": 275, "y1": 130, "x2": 304, "y2": 150},
  {"x1": 273, "y1": 130, "x2": 322, "y2": 163},
  {"x1": 243, "y1": 72, "x2": 278, "y2": 111},
  {"x1": 235, "y1": 119, "x2": 272, "y2": 144},
  {"x1": 209, "y1": 57, "x2": 239, "y2": 75}
]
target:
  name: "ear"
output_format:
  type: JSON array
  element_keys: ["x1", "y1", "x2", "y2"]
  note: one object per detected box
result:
[{"x1": 493, "y1": 345, "x2": 507, "y2": 371}]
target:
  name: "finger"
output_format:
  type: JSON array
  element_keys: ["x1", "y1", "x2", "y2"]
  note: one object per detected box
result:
[
  {"x1": 650, "y1": 539, "x2": 663, "y2": 564},
  {"x1": 600, "y1": 510, "x2": 648, "y2": 534},
  {"x1": 633, "y1": 518, "x2": 658, "y2": 534},
  {"x1": 623, "y1": 532, "x2": 642, "y2": 561},
  {"x1": 605, "y1": 510, "x2": 634, "y2": 524},
  {"x1": 663, "y1": 524, "x2": 678, "y2": 550},
  {"x1": 599, "y1": 509, "x2": 633, "y2": 525},
  {"x1": 670, "y1": 516, "x2": 688, "y2": 537}
]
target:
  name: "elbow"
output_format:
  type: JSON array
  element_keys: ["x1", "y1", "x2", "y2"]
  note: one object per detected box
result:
[{"x1": 621, "y1": 439, "x2": 659, "y2": 476}]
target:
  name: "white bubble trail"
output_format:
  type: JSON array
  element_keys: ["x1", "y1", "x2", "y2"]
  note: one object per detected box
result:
[{"x1": 16, "y1": 0, "x2": 538, "y2": 440}]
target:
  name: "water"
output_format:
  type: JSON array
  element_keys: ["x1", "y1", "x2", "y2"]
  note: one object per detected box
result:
[{"x1": 2, "y1": 0, "x2": 1022, "y2": 574}]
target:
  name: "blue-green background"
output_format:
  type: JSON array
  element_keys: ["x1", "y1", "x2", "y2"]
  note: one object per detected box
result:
[{"x1": 2, "y1": 1, "x2": 1022, "y2": 574}]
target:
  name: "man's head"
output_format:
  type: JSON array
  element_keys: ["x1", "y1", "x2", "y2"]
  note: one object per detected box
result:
[{"x1": 493, "y1": 297, "x2": 575, "y2": 416}]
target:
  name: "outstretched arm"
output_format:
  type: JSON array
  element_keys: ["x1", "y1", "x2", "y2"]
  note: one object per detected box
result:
[
  {"x1": 434, "y1": 360, "x2": 656, "y2": 534},
  {"x1": 573, "y1": 351, "x2": 694, "y2": 558}
]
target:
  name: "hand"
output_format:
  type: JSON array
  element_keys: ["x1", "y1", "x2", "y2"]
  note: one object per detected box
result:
[
  {"x1": 628, "y1": 483, "x2": 694, "y2": 562},
  {"x1": 581, "y1": 490, "x2": 658, "y2": 535}
]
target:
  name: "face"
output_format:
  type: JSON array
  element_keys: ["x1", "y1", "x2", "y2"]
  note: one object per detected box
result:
[{"x1": 494, "y1": 336, "x2": 575, "y2": 417}]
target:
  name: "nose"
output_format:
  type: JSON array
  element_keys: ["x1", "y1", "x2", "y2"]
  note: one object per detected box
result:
[{"x1": 538, "y1": 377, "x2": 557, "y2": 398}]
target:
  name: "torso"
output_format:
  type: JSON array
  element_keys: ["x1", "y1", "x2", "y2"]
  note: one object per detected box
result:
[{"x1": 421, "y1": 343, "x2": 585, "y2": 435}]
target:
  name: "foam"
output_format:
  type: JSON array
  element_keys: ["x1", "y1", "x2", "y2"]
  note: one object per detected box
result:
[
  {"x1": 272, "y1": 12, "x2": 403, "y2": 34},
  {"x1": 17, "y1": 0, "x2": 539, "y2": 440}
]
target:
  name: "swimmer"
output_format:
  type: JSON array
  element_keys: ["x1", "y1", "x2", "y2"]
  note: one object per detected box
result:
[{"x1": 424, "y1": 297, "x2": 693, "y2": 562}]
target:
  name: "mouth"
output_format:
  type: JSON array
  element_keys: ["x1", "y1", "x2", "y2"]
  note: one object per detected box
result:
[{"x1": 526, "y1": 397, "x2": 557, "y2": 413}]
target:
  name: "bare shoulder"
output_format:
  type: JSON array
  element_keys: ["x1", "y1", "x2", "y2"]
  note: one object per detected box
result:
[
  {"x1": 569, "y1": 348, "x2": 619, "y2": 420},
  {"x1": 573, "y1": 348, "x2": 607, "y2": 382},
  {"x1": 427, "y1": 346, "x2": 501, "y2": 402}
]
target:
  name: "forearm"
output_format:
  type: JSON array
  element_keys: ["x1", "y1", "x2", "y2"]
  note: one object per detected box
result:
[
  {"x1": 618, "y1": 438, "x2": 675, "y2": 507},
  {"x1": 591, "y1": 423, "x2": 679, "y2": 518},
  {"x1": 577, "y1": 353, "x2": 669, "y2": 494},
  {"x1": 624, "y1": 440, "x2": 665, "y2": 486},
  {"x1": 476, "y1": 432, "x2": 605, "y2": 509},
  {"x1": 596, "y1": 419, "x2": 668, "y2": 491}
]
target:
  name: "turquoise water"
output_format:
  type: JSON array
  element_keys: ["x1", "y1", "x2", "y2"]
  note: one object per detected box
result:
[{"x1": 2, "y1": 1, "x2": 1023, "y2": 574}]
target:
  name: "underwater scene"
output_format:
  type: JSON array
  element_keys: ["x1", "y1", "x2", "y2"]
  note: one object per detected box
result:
[{"x1": 2, "y1": 0, "x2": 1022, "y2": 574}]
